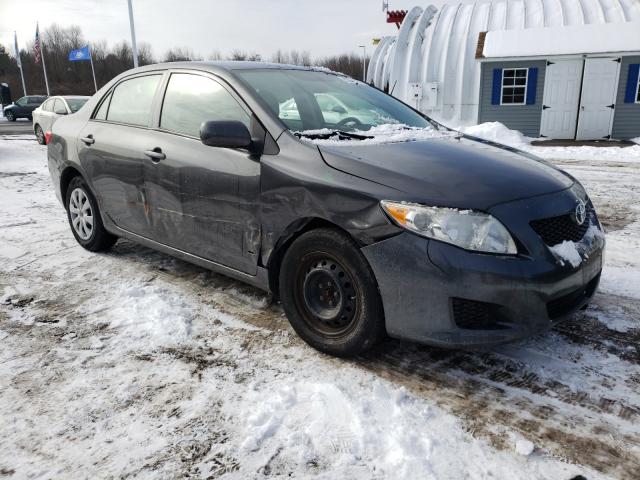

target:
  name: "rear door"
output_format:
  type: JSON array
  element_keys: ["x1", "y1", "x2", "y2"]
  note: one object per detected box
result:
[
  {"x1": 144, "y1": 71, "x2": 261, "y2": 274},
  {"x1": 539, "y1": 59, "x2": 583, "y2": 139},
  {"x1": 77, "y1": 73, "x2": 164, "y2": 238},
  {"x1": 576, "y1": 58, "x2": 620, "y2": 140}
]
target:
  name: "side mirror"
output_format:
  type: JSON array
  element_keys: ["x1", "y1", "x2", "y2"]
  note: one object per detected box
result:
[
  {"x1": 54, "y1": 108, "x2": 68, "y2": 115},
  {"x1": 332, "y1": 105, "x2": 347, "y2": 114},
  {"x1": 200, "y1": 120, "x2": 252, "y2": 149}
]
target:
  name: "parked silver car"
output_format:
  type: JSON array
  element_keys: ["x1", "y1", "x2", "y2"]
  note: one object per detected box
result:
[{"x1": 32, "y1": 96, "x2": 89, "y2": 144}]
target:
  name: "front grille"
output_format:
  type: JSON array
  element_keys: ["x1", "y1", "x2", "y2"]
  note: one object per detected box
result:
[
  {"x1": 547, "y1": 273, "x2": 600, "y2": 320},
  {"x1": 530, "y1": 203, "x2": 595, "y2": 246},
  {"x1": 451, "y1": 298, "x2": 507, "y2": 330}
]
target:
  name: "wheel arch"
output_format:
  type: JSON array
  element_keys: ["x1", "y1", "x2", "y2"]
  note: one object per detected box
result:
[
  {"x1": 266, "y1": 217, "x2": 359, "y2": 299},
  {"x1": 60, "y1": 165, "x2": 85, "y2": 200}
]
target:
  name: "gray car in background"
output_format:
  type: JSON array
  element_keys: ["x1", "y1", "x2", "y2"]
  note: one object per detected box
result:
[
  {"x1": 47, "y1": 62, "x2": 604, "y2": 357},
  {"x1": 32, "y1": 96, "x2": 89, "y2": 144}
]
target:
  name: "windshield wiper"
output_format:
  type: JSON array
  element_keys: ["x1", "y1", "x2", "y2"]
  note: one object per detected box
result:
[{"x1": 295, "y1": 130, "x2": 374, "y2": 141}]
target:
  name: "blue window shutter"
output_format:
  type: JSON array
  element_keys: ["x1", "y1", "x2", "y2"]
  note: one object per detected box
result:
[
  {"x1": 526, "y1": 67, "x2": 538, "y2": 105},
  {"x1": 625, "y1": 64, "x2": 640, "y2": 103},
  {"x1": 491, "y1": 69, "x2": 502, "y2": 105}
]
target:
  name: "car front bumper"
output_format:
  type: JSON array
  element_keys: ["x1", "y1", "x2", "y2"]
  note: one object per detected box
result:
[{"x1": 361, "y1": 189, "x2": 604, "y2": 348}]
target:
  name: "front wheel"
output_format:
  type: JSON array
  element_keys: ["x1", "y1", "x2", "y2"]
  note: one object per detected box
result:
[
  {"x1": 279, "y1": 228, "x2": 385, "y2": 357},
  {"x1": 5, "y1": 111, "x2": 15, "y2": 122},
  {"x1": 65, "y1": 176, "x2": 117, "y2": 252}
]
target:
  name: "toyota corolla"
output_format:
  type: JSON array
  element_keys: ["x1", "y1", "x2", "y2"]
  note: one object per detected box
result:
[{"x1": 47, "y1": 62, "x2": 604, "y2": 357}]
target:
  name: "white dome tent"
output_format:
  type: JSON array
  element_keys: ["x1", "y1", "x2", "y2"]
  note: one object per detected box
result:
[{"x1": 367, "y1": 0, "x2": 640, "y2": 140}]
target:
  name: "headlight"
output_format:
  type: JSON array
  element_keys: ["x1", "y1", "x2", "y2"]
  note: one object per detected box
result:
[{"x1": 380, "y1": 201, "x2": 517, "y2": 254}]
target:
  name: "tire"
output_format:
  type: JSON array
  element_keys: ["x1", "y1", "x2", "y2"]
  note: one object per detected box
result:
[
  {"x1": 279, "y1": 228, "x2": 385, "y2": 357},
  {"x1": 65, "y1": 176, "x2": 117, "y2": 252},
  {"x1": 35, "y1": 124, "x2": 46, "y2": 145},
  {"x1": 5, "y1": 111, "x2": 15, "y2": 122}
]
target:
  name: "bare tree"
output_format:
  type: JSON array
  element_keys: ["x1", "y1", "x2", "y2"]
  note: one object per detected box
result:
[
  {"x1": 163, "y1": 46, "x2": 195, "y2": 62},
  {"x1": 208, "y1": 50, "x2": 223, "y2": 61}
]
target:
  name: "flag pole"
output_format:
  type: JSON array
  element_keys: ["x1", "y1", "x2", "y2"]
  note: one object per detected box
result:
[
  {"x1": 127, "y1": 0, "x2": 139, "y2": 67},
  {"x1": 37, "y1": 23, "x2": 51, "y2": 96},
  {"x1": 89, "y1": 44, "x2": 98, "y2": 93},
  {"x1": 14, "y1": 31, "x2": 27, "y2": 96}
]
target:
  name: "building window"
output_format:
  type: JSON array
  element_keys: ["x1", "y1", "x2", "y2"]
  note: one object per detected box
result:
[{"x1": 501, "y1": 68, "x2": 528, "y2": 105}]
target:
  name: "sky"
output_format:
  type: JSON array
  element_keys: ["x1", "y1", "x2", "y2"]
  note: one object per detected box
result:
[{"x1": 0, "y1": 0, "x2": 447, "y2": 60}]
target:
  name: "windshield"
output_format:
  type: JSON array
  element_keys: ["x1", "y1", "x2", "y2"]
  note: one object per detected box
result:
[
  {"x1": 65, "y1": 98, "x2": 88, "y2": 113},
  {"x1": 235, "y1": 69, "x2": 432, "y2": 133}
]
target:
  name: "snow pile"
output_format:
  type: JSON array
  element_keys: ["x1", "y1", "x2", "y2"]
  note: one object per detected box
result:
[
  {"x1": 106, "y1": 284, "x2": 194, "y2": 346},
  {"x1": 461, "y1": 121, "x2": 531, "y2": 148},
  {"x1": 235, "y1": 378, "x2": 575, "y2": 478},
  {"x1": 459, "y1": 122, "x2": 640, "y2": 162},
  {"x1": 298, "y1": 123, "x2": 457, "y2": 146},
  {"x1": 514, "y1": 438, "x2": 535, "y2": 457}
]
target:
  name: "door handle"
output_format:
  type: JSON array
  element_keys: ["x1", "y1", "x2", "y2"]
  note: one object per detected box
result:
[
  {"x1": 81, "y1": 135, "x2": 95, "y2": 145},
  {"x1": 144, "y1": 148, "x2": 166, "y2": 162}
]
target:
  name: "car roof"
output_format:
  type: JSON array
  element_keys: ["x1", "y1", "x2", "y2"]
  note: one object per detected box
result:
[{"x1": 128, "y1": 60, "x2": 339, "y2": 76}]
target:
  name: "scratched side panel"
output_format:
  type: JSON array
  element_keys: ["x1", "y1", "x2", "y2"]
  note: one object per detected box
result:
[
  {"x1": 259, "y1": 133, "x2": 402, "y2": 269},
  {"x1": 144, "y1": 130, "x2": 261, "y2": 275}
]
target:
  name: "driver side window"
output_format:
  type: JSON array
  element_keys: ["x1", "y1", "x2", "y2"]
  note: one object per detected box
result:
[
  {"x1": 160, "y1": 73, "x2": 250, "y2": 138},
  {"x1": 16, "y1": 97, "x2": 27, "y2": 106}
]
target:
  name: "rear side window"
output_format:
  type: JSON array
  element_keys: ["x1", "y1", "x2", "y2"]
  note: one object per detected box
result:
[
  {"x1": 42, "y1": 99, "x2": 54, "y2": 112},
  {"x1": 94, "y1": 91, "x2": 112, "y2": 120},
  {"x1": 107, "y1": 75, "x2": 161, "y2": 127},
  {"x1": 53, "y1": 98, "x2": 67, "y2": 114},
  {"x1": 160, "y1": 73, "x2": 250, "y2": 138}
]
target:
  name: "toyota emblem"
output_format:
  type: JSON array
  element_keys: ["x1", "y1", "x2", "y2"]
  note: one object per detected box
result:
[{"x1": 575, "y1": 200, "x2": 586, "y2": 226}]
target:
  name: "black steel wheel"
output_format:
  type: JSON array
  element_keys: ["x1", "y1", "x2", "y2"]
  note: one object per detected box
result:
[{"x1": 279, "y1": 228, "x2": 385, "y2": 357}]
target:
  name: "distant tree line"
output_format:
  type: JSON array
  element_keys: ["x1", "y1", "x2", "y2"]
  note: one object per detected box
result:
[{"x1": 0, "y1": 24, "x2": 369, "y2": 100}]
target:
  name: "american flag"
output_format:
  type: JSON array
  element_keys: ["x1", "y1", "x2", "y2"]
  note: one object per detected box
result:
[{"x1": 34, "y1": 23, "x2": 41, "y2": 64}]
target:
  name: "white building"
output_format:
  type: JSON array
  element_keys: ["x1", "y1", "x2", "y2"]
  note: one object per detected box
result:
[{"x1": 368, "y1": 0, "x2": 640, "y2": 140}]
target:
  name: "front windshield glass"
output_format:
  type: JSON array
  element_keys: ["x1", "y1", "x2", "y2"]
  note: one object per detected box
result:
[
  {"x1": 66, "y1": 98, "x2": 88, "y2": 113},
  {"x1": 235, "y1": 69, "x2": 432, "y2": 134}
]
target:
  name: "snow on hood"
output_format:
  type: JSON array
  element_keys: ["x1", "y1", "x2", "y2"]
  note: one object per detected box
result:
[{"x1": 296, "y1": 123, "x2": 458, "y2": 146}]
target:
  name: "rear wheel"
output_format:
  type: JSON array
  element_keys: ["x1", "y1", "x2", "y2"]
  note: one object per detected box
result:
[
  {"x1": 279, "y1": 228, "x2": 385, "y2": 357},
  {"x1": 5, "y1": 111, "x2": 15, "y2": 122},
  {"x1": 35, "y1": 124, "x2": 45, "y2": 145},
  {"x1": 65, "y1": 176, "x2": 117, "y2": 252}
]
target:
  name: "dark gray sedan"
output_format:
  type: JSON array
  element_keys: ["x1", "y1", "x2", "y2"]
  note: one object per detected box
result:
[{"x1": 47, "y1": 62, "x2": 604, "y2": 357}]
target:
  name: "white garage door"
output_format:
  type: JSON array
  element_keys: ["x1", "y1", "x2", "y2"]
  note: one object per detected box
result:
[
  {"x1": 576, "y1": 58, "x2": 621, "y2": 140},
  {"x1": 540, "y1": 59, "x2": 583, "y2": 139}
]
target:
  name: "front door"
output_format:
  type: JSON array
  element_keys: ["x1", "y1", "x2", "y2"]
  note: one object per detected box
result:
[
  {"x1": 576, "y1": 58, "x2": 620, "y2": 140},
  {"x1": 144, "y1": 72, "x2": 261, "y2": 275},
  {"x1": 540, "y1": 59, "x2": 583, "y2": 139}
]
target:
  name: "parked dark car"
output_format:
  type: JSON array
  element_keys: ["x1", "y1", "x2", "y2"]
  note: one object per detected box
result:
[
  {"x1": 47, "y1": 62, "x2": 604, "y2": 357},
  {"x1": 3, "y1": 95, "x2": 47, "y2": 121}
]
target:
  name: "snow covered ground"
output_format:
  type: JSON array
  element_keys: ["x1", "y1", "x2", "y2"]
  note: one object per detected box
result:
[{"x1": 1, "y1": 132, "x2": 639, "y2": 479}]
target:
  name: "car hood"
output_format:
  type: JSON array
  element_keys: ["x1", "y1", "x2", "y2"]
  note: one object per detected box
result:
[{"x1": 317, "y1": 135, "x2": 574, "y2": 210}]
